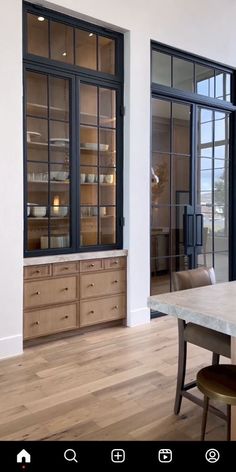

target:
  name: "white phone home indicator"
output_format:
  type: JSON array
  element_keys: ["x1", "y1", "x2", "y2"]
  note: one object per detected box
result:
[{"x1": 17, "y1": 449, "x2": 31, "y2": 463}]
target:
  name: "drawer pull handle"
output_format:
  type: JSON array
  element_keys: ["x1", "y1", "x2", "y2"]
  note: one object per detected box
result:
[
  {"x1": 63, "y1": 267, "x2": 69, "y2": 270},
  {"x1": 114, "y1": 261, "x2": 119, "y2": 264},
  {"x1": 64, "y1": 287, "x2": 69, "y2": 291},
  {"x1": 35, "y1": 269, "x2": 41, "y2": 274},
  {"x1": 89, "y1": 310, "x2": 94, "y2": 314},
  {"x1": 89, "y1": 283, "x2": 95, "y2": 287},
  {"x1": 89, "y1": 263, "x2": 95, "y2": 268},
  {"x1": 64, "y1": 315, "x2": 69, "y2": 319},
  {"x1": 35, "y1": 321, "x2": 40, "y2": 325},
  {"x1": 113, "y1": 280, "x2": 118, "y2": 284},
  {"x1": 35, "y1": 291, "x2": 40, "y2": 295},
  {"x1": 113, "y1": 305, "x2": 119, "y2": 310}
]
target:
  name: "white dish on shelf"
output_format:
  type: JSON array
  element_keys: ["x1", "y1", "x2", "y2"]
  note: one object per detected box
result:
[
  {"x1": 27, "y1": 131, "x2": 41, "y2": 143},
  {"x1": 31, "y1": 206, "x2": 47, "y2": 218},
  {"x1": 81, "y1": 143, "x2": 109, "y2": 151},
  {"x1": 51, "y1": 206, "x2": 68, "y2": 217},
  {"x1": 50, "y1": 171, "x2": 69, "y2": 181},
  {"x1": 50, "y1": 138, "x2": 69, "y2": 146}
]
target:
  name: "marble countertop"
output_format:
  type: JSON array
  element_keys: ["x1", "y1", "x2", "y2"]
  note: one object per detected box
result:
[
  {"x1": 24, "y1": 249, "x2": 128, "y2": 266},
  {"x1": 148, "y1": 281, "x2": 236, "y2": 337}
]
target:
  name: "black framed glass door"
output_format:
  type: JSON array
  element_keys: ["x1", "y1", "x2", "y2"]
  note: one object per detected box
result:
[
  {"x1": 151, "y1": 97, "x2": 193, "y2": 295},
  {"x1": 151, "y1": 97, "x2": 231, "y2": 298},
  {"x1": 196, "y1": 106, "x2": 230, "y2": 282}
]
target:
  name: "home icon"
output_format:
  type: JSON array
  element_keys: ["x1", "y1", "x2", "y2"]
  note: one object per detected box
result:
[{"x1": 17, "y1": 449, "x2": 31, "y2": 463}]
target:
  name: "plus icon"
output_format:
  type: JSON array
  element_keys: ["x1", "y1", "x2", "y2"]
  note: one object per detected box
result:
[{"x1": 111, "y1": 449, "x2": 125, "y2": 463}]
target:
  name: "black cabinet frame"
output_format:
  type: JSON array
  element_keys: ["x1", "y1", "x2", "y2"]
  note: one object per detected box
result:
[{"x1": 23, "y1": 2, "x2": 124, "y2": 257}]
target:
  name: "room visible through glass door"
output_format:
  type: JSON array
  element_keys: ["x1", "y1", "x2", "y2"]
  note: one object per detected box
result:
[
  {"x1": 151, "y1": 99, "x2": 230, "y2": 299},
  {"x1": 151, "y1": 97, "x2": 192, "y2": 296},
  {"x1": 196, "y1": 107, "x2": 230, "y2": 282}
]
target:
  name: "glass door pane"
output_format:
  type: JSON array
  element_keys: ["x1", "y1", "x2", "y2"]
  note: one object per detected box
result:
[
  {"x1": 196, "y1": 107, "x2": 230, "y2": 281},
  {"x1": 25, "y1": 71, "x2": 71, "y2": 252},
  {"x1": 79, "y1": 83, "x2": 117, "y2": 246},
  {"x1": 151, "y1": 97, "x2": 192, "y2": 296}
]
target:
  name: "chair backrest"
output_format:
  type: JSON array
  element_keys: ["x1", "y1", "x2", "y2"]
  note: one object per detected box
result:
[{"x1": 173, "y1": 267, "x2": 216, "y2": 291}]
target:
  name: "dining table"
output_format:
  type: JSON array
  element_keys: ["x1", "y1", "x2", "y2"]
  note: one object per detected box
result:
[{"x1": 147, "y1": 280, "x2": 236, "y2": 440}]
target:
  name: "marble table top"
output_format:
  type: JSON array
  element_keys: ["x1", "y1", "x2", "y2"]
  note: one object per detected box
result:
[{"x1": 148, "y1": 281, "x2": 236, "y2": 337}]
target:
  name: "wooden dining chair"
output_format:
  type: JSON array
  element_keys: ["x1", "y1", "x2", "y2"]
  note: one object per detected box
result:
[{"x1": 173, "y1": 267, "x2": 231, "y2": 415}]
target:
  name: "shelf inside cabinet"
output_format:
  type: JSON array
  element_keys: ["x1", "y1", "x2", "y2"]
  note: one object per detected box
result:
[
  {"x1": 28, "y1": 180, "x2": 70, "y2": 185},
  {"x1": 27, "y1": 102, "x2": 68, "y2": 118},
  {"x1": 80, "y1": 111, "x2": 116, "y2": 124},
  {"x1": 27, "y1": 217, "x2": 69, "y2": 221},
  {"x1": 80, "y1": 147, "x2": 115, "y2": 153},
  {"x1": 27, "y1": 142, "x2": 69, "y2": 151},
  {"x1": 80, "y1": 182, "x2": 115, "y2": 186},
  {"x1": 81, "y1": 215, "x2": 114, "y2": 219}
]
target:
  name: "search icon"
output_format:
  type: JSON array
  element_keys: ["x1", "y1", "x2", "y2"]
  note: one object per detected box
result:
[{"x1": 64, "y1": 449, "x2": 78, "y2": 463}]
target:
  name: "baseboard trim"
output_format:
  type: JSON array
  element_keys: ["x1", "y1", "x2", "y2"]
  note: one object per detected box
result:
[
  {"x1": 126, "y1": 307, "x2": 150, "y2": 327},
  {"x1": 0, "y1": 335, "x2": 23, "y2": 360}
]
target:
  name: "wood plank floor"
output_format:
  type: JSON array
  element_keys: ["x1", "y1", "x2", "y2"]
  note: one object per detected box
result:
[{"x1": 0, "y1": 317, "x2": 228, "y2": 441}]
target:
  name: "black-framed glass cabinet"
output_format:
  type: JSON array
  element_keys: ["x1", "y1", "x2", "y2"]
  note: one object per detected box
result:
[
  {"x1": 151, "y1": 43, "x2": 236, "y2": 301},
  {"x1": 23, "y1": 2, "x2": 123, "y2": 256}
]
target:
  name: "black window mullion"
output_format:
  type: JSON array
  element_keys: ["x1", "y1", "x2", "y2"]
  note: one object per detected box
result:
[
  {"x1": 96, "y1": 35, "x2": 99, "y2": 72},
  {"x1": 47, "y1": 74, "x2": 51, "y2": 249},
  {"x1": 48, "y1": 18, "x2": 51, "y2": 60},
  {"x1": 212, "y1": 110, "x2": 215, "y2": 268},
  {"x1": 76, "y1": 76, "x2": 80, "y2": 250},
  {"x1": 97, "y1": 86, "x2": 100, "y2": 245}
]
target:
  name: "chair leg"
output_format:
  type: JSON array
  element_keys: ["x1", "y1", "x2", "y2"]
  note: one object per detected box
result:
[
  {"x1": 212, "y1": 352, "x2": 220, "y2": 365},
  {"x1": 227, "y1": 405, "x2": 231, "y2": 441},
  {"x1": 201, "y1": 395, "x2": 209, "y2": 441},
  {"x1": 174, "y1": 320, "x2": 187, "y2": 415}
]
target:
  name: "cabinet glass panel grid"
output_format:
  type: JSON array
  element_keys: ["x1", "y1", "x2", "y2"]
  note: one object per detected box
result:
[
  {"x1": 26, "y1": 71, "x2": 71, "y2": 251},
  {"x1": 24, "y1": 6, "x2": 123, "y2": 255},
  {"x1": 80, "y1": 84, "x2": 117, "y2": 246}
]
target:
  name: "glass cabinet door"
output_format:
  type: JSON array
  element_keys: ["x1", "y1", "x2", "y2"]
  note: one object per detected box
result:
[
  {"x1": 79, "y1": 82, "x2": 117, "y2": 246},
  {"x1": 25, "y1": 70, "x2": 71, "y2": 252}
]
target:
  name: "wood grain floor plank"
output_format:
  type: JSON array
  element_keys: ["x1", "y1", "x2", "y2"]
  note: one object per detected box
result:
[{"x1": 0, "y1": 317, "x2": 226, "y2": 440}]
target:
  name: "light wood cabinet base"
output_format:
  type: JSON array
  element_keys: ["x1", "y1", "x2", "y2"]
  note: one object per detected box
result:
[
  {"x1": 24, "y1": 304, "x2": 77, "y2": 339},
  {"x1": 23, "y1": 256, "x2": 127, "y2": 341},
  {"x1": 80, "y1": 294, "x2": 125, "y2": 327}
]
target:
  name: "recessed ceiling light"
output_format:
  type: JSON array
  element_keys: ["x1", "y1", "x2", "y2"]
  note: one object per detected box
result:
[
  {"x1": 89, "y1": 33, "x2": 93, "y2": 37},
  {"x1": 62, "y1": 52, "x2": 67, "y2": 56},
  {"x1": 38, "y1": 16, "x2": 45, "y2": 22}
]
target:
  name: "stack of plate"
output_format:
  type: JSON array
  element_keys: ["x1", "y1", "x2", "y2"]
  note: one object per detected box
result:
[{"x1": 40, "y1": 234, "x2": 69, "y2": 249}]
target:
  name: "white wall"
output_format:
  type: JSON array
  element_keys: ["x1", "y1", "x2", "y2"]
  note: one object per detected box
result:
[
  {"x1": 1, "y1": 0, "x2": 236, "y2": 359},
  {"x1": 0, "y1": 0, "x2": 23, "y2": 358}
]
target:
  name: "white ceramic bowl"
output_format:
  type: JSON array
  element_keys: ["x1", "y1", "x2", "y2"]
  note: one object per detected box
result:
[
  {"x1": 51, "y1": 206, "x2": 68, "y2": 217},
  {"x1": 31, "y1": 206, "x2": 47, "y2": 218},
  {"x1": 50, "y1": 138, "x2": 69, "y2": 146},
  {"x1": 50, "y1": 171, "x2": 69, "y2": 181}
]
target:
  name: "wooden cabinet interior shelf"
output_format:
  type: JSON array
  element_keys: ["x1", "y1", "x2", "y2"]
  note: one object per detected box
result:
[{"x1": 28, "y1": 142, "x2": 69, "y2": 151}]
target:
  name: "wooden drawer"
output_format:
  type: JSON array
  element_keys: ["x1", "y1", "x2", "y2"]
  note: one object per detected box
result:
[
  {"x1": 80, "y1": 259, "x2": 103, "y2": 272},
  {"x1": 24, "y1": 304, "x2": 77, "y2": 339},
  {"x1": 80, "y1": 295, "x2": 126, "y2": 327},
  {"x1": 104, "y1": 257, "x2": 126, "y2": 270},
  {"x1": 24, "y1": 265, "x2": 51, "y2": 280},
  {"x1": 80, "y1": 270, "x2": 126, "y2": 299},
  {"x1": 24, "y1": 276, "x2": 77, "y2": 309},
  {"x1": 53, "y1": 262, "x2": 78, "y2": 276}
]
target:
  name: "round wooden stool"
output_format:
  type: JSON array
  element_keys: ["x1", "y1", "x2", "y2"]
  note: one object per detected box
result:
[{"x1": 196, "y1": 364, "x2": 236, "y2": 440}]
